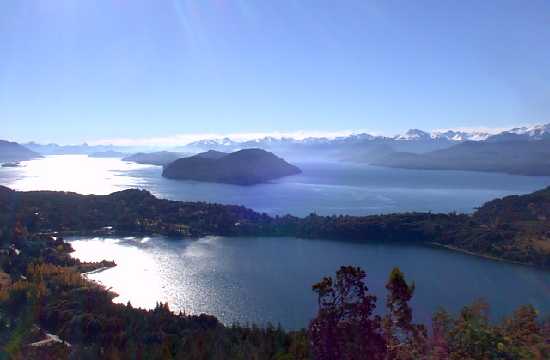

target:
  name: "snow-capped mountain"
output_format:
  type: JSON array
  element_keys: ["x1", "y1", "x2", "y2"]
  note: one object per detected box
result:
[
  {"x1": 393, "y1": 129, "x2": 432, "y2": 141},
  {"x1": 241, "y1": 136, "x2": 299, "y2": 147},
  {"x1": 487, "y1": 123, "x2": 550, "y2": 142},
  {"x1": 429, "y1": 123, "x2": 550, "y2": 142},
  {"x1": 396, "y1": 124, "x2": 550, "y2": 142},
  {"x1": 186, "y1": 137, "x2": 238, "y2": 148},
  {"x1": 508, "y1": 123, "x2": 550, "y2": 139},
  {"x1": 178, "y1": 123, "x2": 550, "y2": 153},
  {"x1": 431, "y1": 130, "x2": 492, "y2": 141},
  {"x1": 392, "y1": 128, "x2": 492, "y2": 142},
  {"x1": 335, "y1": 133, "x2": 379, "y2": 142}
]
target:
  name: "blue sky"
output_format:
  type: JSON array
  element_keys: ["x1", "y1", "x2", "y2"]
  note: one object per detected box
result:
[{"x1": 1, "y1": 0, "x2": 549, "y2": 144}]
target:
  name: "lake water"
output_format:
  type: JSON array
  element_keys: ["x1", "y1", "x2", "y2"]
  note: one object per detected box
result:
[
  {"x1": 69, "y1": 235, "x2": 550, "y2": 330},
  {"x1": 1, "y1": 155, "x2": 549, "y2": 216},
  {"x1": 3, "y1": 155, "x2": 550, "y2": 329}
]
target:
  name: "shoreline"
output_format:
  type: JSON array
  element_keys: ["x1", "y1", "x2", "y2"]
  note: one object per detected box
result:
[
  {"x1": 428, "y1": 242, "x2": 536, "y2": 268},
  {"x1": 63, "y1": 230, "x2": 544, "y2": 270}
]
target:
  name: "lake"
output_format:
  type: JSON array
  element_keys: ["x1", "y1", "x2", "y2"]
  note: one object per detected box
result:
[
  {"x1": 3, "y1": 155, "x2": 550, "y2": 329},
  {"x1": 1, "y1": 154, "x2": 549, "y2": 216},
  {"x1": 69, "y1": 235, "x2": 550, "y2": 330}
]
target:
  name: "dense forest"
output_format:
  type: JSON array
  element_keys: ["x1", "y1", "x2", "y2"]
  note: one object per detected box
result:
[
  {"x1": 0, "y1": 185, "x2": 549, "y2": 358},
  {"x1": 1, "y1": 234, "x2": 549, "y2": 359},
  {"x1": 1, "y1": 184, "x2": 549, "y2": 268},
  {"x1": 162, "y1": 149, "x2": 302, "y2": 185}
]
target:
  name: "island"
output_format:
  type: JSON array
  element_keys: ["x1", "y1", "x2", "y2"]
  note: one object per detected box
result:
[
  {"x1": 1, "y1": 162, "x2": 20, "y2": 168},
  {"x1": 162, "y1": 148, "x2": 302, "y2": 185}
]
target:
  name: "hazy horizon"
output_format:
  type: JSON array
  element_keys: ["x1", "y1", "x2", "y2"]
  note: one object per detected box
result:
[{"x1": 7, "y1": 123, "x2": 546, "y2": 147}]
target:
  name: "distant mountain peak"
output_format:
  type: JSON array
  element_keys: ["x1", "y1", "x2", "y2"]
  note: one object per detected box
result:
[
  {"x1": 486, "y1": 123, "x2": 550, "y2": 142},
  {"x1": 508, "y1": 123, "x2": 550, "y2": 138},
  {"x1": 181, "y1": 125, "x2": 549, "y2": 148},
  {"x1": 394, "y1": 129, "x2": 431, "y2": 141},
  {"x1": 431, "y1": 129, "x2": 491, "y2": 141},
  {"x1": 187, "y1": 138, "x2": 238, "y2": 148}
]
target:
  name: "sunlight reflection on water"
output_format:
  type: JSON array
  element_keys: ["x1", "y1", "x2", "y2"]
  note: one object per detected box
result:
[
  {"x1": 71, "y1": 237, "x2": 166, "y2": 309},
  {"x1": 2, "y1": 155, "x2": 550, "y2": 216},
  {"x1": 69, "y1": 236, "x2": 550, "y2": 330},
  {"x1": 0, "y1": 155, "x2": 154, "y2": 194}
]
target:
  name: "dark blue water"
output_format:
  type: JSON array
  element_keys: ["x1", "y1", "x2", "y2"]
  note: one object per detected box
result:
[
  {"x1": 5, "y1": 156, "x2": 549, "y2": 329},
  {"x1": 71, "y1": 236, "x2": 550, "y2": 330},
  {"x1": 2, "y1": 156, "x2": 549, "y2": 216},
  {"x1": 5, "y1": 156, "x2": 550, "y2": 329},
  {"x1": 129, "y1": 161, "x2": 550, "y2": 216}
]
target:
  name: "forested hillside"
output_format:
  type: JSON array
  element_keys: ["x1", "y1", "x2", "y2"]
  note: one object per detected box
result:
[
  {"x1": 1, "y1": 185, "x2": 549, "y2": 268},
  {"x1": 1, "y1": 185, "x2": 549, "y2": 358}
]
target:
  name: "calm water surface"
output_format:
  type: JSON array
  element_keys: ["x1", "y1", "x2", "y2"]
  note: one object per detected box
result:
[
  {"x1": 69, "y1": 236, "x2": 550, "y2": 330},
  {"x1": 4, "y1": 155, "x2": 549, "y2": 329},
  {"x1": 1, "y1": 155, "x2": 549, "y2": 216}
]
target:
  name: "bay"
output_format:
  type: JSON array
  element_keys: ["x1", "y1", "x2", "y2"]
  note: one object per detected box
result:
[{"x1": 69, "y1": 235, "x2": 550, "y2": 330}]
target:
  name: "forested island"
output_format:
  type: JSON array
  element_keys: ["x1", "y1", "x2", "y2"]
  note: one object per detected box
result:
[
  {"x1": 162, "y1": 148, "x2": 302, "y2": 185},
  {"x1": 1, "y1": 185, "x2": 549, "y2": 358}
]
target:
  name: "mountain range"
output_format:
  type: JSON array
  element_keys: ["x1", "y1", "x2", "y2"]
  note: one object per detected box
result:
[
  {"x1": 17, "y1": 123, "x2": 550, "y2": 158},
  {"x1": 3, "y1": 123, "x2": 550, "y2": 176},
  {"x1": 373, "y1": 139, "x2": 550, "y2": 176},
  {"x1": 175, "y1": 123, "x2": 550, "y2": 163},
  {"x1": 181, "y1": 123, "x2": 550, "y2": 150}
]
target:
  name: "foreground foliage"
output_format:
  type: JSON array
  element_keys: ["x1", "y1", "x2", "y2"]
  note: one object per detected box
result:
[
  {"x1": 308, "y1": 266, "x2": 549, "y2": 360},
  {"x1": 1, "y1": 256, "x2": 548, "y2": 359}
]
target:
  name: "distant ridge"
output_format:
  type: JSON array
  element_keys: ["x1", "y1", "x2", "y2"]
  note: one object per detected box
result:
[
  {"x1": 11, "y1": 122, "x2": 550, "y2": 167},
  {"x1": 0, "y1": 140, "x2": 40, "y2": 163},
  {"x1": 180, "y1": 123, "x2": 549, "y2": 147},
  {"x1": 88, "y1": 151, "x2": 127, "y2": 158},
  {"x1": 175, "y1": 123, "x2": 550, "y2": 163},
  {"x1": 162, "y1": 148, "x2": 301, "y2": 185},
  {"x1": 373, "y1": 139, "x2": 550, "y2": 176},
  {"x1": 24, "y1": 142, "x2": 117, "y2": 155},
  {"x1": 123, "y1": 151, "x2": 187, "y2": 166}
]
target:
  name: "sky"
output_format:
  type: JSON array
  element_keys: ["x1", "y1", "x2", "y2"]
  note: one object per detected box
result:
[{"x1": 1, "y1": 0, "x2": 549, "y2": 145}]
